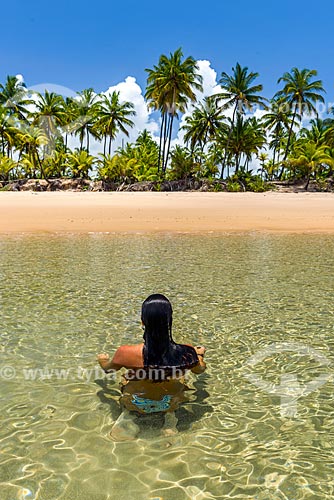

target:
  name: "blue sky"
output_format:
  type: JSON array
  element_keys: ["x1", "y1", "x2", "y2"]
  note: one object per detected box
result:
[{"x1": 2, "y1": 0, "x2": 334, "y2": 102}]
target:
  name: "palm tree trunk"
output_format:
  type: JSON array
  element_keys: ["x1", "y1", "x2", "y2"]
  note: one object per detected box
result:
[
  {"x1": 305, "y1": 169, "x2": 311, "y2": 190},
  {"x1": 202, "y1": 131, "x2": 208, "y2": 155},
  {"x1": 108, "y1": 135, "x2": 112, "y2": 156},
  {"x1": 164, "y1": 114, "x2": 174, "y2": 173},
  {"x1": 103, "y1": 135, "x2": 107, "y2": 156},
  {"x1": 279, "y1": 103, "x2": 298, "y2": 178},
  {"x1": 273, "y1": 145, "x2": 276, "y2": 168},
  {"x1": 235, "y1": 153, "x2": 240, "y2": 173},
  {"x1": 220, "y1": 163, "x2": 225, "y2": 179},
  {"x1": 221, "y1": 101, "x2": 238, "y2": 179},
  {"x1": 161, "y1": 113, "x2": 169, "y2": 173},
  {"x1": 272, "y1": 124, "x2": 281, "y2": 169},
  {"x1": 158, "y1": 113, "x2": 165, "y2": 172},
  {"x1": 283, "y1": 103, "x2": 298, "y2": 161},
  {"x1": 87, "y1": 131, "x2": 90, "y2": 154}
]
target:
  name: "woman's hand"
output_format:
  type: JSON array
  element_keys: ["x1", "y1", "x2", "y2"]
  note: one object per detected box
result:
[
  {"x1": 97, "y1": 353, "x2": 110, "y2": 361},
  {"x1": 97, "y1": 353, "x2": 111, "y2": 371}
]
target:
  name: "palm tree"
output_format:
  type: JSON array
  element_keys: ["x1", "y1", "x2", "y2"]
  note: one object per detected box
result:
[
  {"x1": 135, "y1": 129, "x2": 157, "y2": 148},
  {"x1": 145, "y1": 48, "x2": 203, "y2": 173},
  {"x1": 94, "y1": 91, "x2": 135, "y2": 156},
  {"x1": 289, "y1": 140, "x2": 332, "y2": 190},
  {"x1": 17, "y1": 126, "x2": 49, "y2": 179},
  {"x1": 71, "y1": 88, "x2": 100, "y2": 152},
  {"x1": 97, "y1": 153, "x2": 133, "y2": 183},
  {"x1": 67, "y1": 149, "x2": 95, "y2": 178},
  {"x1": 226, "y1": 115, "x2": 266, "y2": 173},
  {"x1": 43, "y1": 148, "x2": 69, "y2": 178},
  {"x1": 275, "y1": 68, "x2": 325, "y2": 162},
  {"x1": 260, "y1": 158, "x2": 277, "y2": 181},
  {"x1": 0, "y1": 75, "x2": 32, "y2": 121},
  {"x1": 32, "y1": 90, "x2": 65, "y2": 154},
  {"x1": 169, "y1": 145, "x2": 195, "y2": 180},
  {"x1": 261, "y1": 98, "x2": 293, "y2": 166},
  {"x1": 61, "y1": 97, "x2": 78, "y2": 149},
  {"x1": 182, "y1": 97, "x2": 226, "y2": 153},
  {"x1": 257, "y1": 152, "x2": 268, "y2": 179},
  {"x1": 101, "y1": 130, "x2": 160, "y2": 183},
  {"x1": 205, "y1": 142, "x2": 228, "y2": 179},
  {"x1": 0, "y1": 155, "x2": 16, "y2": 181},
  {"x1": 322, "y1": 118, "x2": 334, "y2": 148},
  {"x1": 299, "y1": 118, "x2": 330, "y2": 146},
  {"x1": 131, "y1": 130, "x2": 159, "y2": 172},
  {"x1": 216, "y1": 63, "x2": 267, "y2": 177},
  {"x1": 0, "y1": 104, "x2": 19, "y2": 156},
  {"x1": 268, "y1": 130, "x2": 288, "y2": 170}
]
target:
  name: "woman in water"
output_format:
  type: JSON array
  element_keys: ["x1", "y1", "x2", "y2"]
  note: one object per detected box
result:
[{"x1": 97, "y1": 294, "x2": 206, "y2": 439}]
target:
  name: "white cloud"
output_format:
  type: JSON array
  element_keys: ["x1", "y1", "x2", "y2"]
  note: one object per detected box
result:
[
  {"x1": 83, "y1": 76, "x2": 158, "y2": 156},
  {"x1": 103, "y1": 77, "x2": 158, "y2": 144},
  {"x1": 15, "y1": 74, "x2": 25, "y2": 85},
  {"x1": 174, "y1": 60, "x2": 222, "y2": 147},
  {"x1": 195, "y1": 60, "x2": 222, "y2": 99},
  {"x1": 253, "y1": 109, "x2": 267, "y2": 120}
]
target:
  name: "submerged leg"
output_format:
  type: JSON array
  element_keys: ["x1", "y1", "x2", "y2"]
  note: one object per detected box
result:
[
  {"x1": 162, "y1": 411, "x2": 178, "y2": 436},
  {"x1": 110, "y1": 409, "x2": 140, "y2": 441}
]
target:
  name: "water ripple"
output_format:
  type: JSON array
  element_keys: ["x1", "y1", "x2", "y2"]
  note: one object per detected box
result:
[{"x1": 1, "y1": 233, "x2": 334, "y2": 499}]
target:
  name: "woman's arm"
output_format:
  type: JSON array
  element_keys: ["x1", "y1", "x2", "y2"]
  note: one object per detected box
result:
[
  {"x1": 97, "y1": 352, "x2": 123, "y2": 372},
  {"x1": 97, "y1": 344, "x2": 144, "y2": 372},
  {"x1": 191, "y1": 345, "x2": 206, "y2": 374}
]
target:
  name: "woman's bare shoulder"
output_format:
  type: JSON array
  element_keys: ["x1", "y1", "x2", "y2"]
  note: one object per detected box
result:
[{"x1": 112, "y1": 343, "x2": 144, "y2": 367}]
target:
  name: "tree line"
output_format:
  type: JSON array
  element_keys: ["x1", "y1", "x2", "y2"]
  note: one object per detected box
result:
[{"x1": 1, "y1": 49, "x2": 333, "y2": 191}]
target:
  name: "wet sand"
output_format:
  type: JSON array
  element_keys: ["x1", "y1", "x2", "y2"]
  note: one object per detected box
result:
[{"x1": 0, "y1": 191, "x2": 334, "y2": 234}]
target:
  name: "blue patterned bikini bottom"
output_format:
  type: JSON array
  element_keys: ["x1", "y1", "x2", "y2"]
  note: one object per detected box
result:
[{"x1": 131, "y1": 394, "x2": 172, "y2": 413}]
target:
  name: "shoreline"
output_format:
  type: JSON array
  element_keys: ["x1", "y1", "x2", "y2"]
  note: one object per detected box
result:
[{"x1": 1, "y1": 191, "x2": 334, "y2": 234}]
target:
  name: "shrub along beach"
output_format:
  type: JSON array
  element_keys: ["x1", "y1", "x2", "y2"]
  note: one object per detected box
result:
[{"x1": 0, "y1": 50, "x2": 334, "y2": 193}]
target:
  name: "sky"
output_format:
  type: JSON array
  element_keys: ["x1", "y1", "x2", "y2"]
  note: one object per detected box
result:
[
  {"x1": 2, "y1": 0, "x2": 334, "y2": 152},
  {"x1": 3, "y1": 0, "x2": 334, "y2": 98}
]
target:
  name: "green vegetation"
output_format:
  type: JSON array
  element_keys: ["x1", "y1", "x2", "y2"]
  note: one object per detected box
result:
[
  {"x1": 97, "y1": 130, "x2": 160, "y2": 183},
  {"x1": 0, "y1": 52, "x2": 333, "y2": 191}
]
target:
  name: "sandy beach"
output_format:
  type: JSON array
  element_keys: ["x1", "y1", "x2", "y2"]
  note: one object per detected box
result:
[{"x1": 0, "y1": 191, "x2": 334, "y2": 234}]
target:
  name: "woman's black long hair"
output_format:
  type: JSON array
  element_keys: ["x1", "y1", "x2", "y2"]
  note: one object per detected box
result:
[{"x1": 142, "y1": 294, "x2": 198, "y2": 370}]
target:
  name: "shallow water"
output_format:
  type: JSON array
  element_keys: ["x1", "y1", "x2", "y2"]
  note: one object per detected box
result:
[{"x1": 0, "y1": 233, "x2": 334, "y2": 500}]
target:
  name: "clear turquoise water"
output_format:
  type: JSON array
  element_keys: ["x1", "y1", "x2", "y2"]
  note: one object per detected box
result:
[{"x1": 0, "y1": 233, "x2": 334, "y2": 500}]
